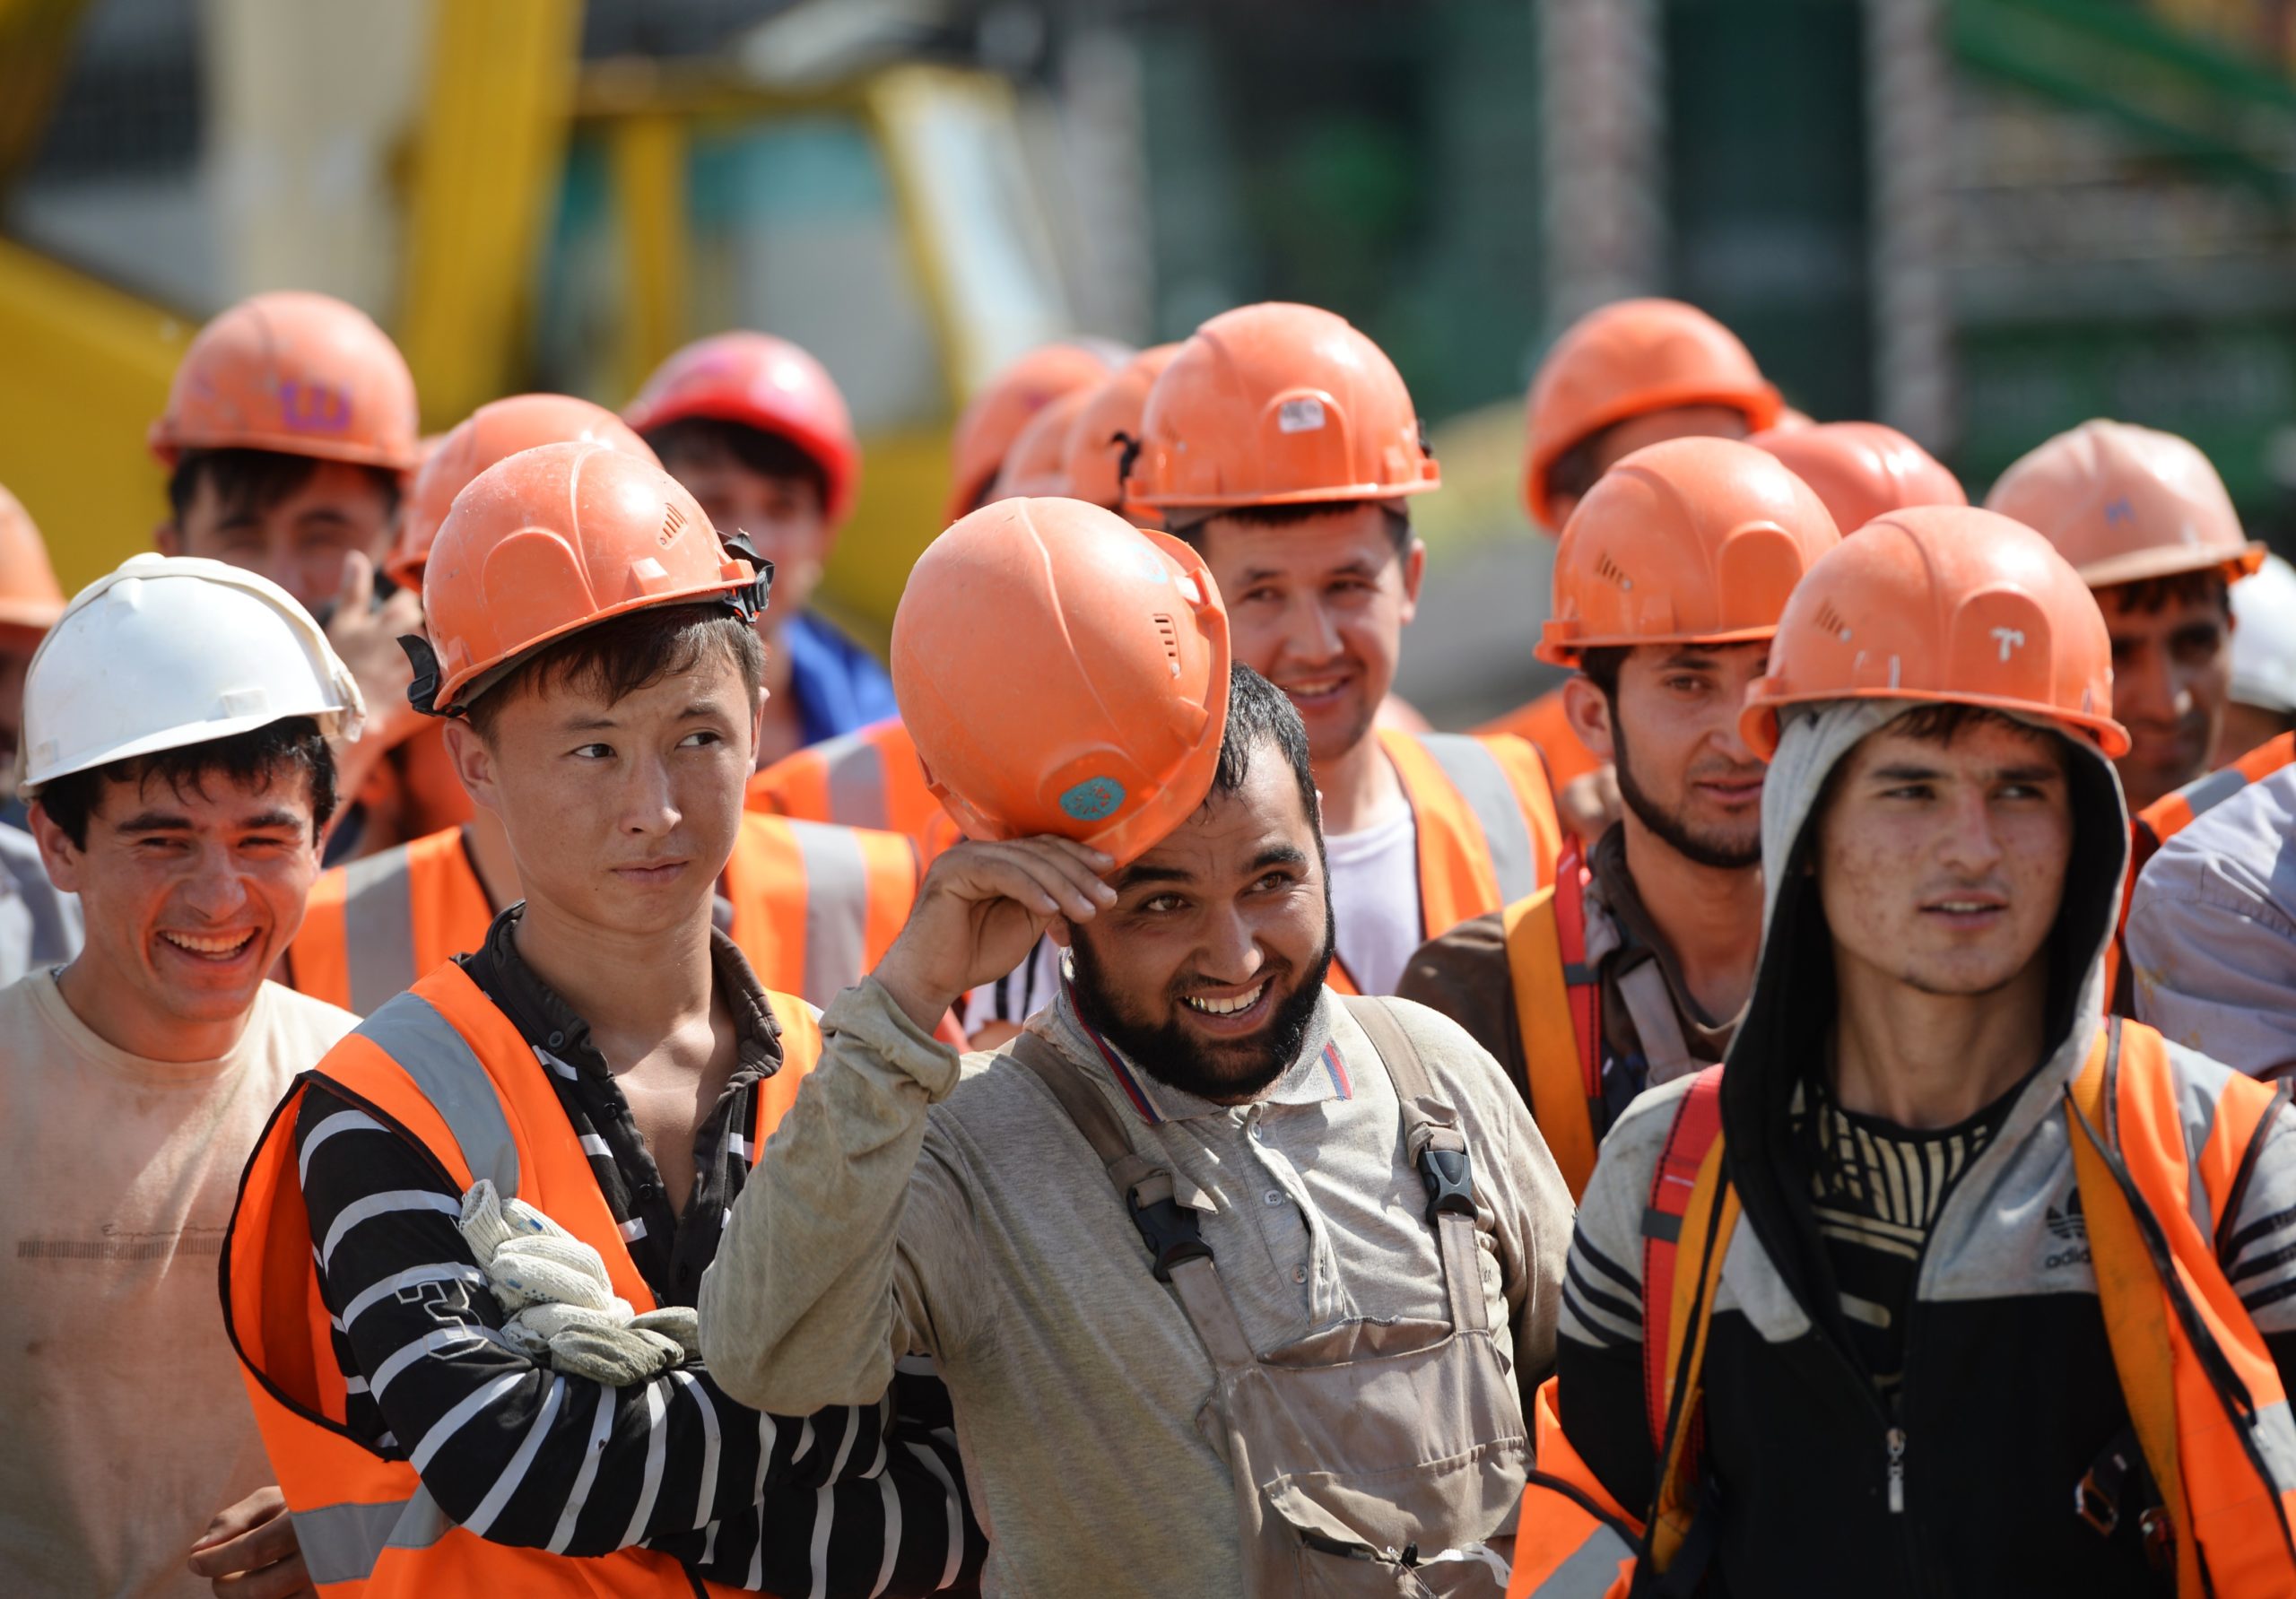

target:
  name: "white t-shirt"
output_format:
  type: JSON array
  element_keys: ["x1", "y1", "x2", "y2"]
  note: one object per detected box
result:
[
  {"x1": 0, "y1": 972, "x2": 356, "y2": 1597},
  {"x1": 1324, "y1": 802, "x2": 1423, "y2": 995}
]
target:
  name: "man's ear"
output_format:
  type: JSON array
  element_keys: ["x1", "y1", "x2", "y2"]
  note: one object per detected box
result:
[
  {"x1": 1561, "y1": 673, "x2": 1618, "y2": 764},
  {"x1": 25, "y1": 800, "x2": 82, "y2": 894},
  {"x1": 441, "y1": 720, "x2": 501, "y2": 815},
  {"x1": 1398, "y1": 537, "x2": 1426, "y2": 622},
  {"x1": 152, "y1": 520, "x2": 183, "y2": 557}
]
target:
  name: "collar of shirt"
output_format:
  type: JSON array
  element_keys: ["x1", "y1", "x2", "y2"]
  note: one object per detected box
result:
[
  {"x1": 1587, "y1": 821, "x2": 1736, "y2": 1033},
  {"x1": 1036, "y1": 960, "x2": 1349, "y2": 1125},
  {"x1": 458, "y1": 903, "x2": 788, "y2": 1078}
]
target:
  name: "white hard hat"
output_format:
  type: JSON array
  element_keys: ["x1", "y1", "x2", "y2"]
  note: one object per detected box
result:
[
  {"x1": 2231, "y1": 552, "x2": 2296, "y2": 717},
  {"x1": 18, "y1": 553, "x2": 365, "y2": 795}
]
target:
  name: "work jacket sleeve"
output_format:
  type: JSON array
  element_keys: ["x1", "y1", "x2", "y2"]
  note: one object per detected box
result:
[
  {"x1": 292, "y1": 1083, "x2": 970, "y2": 1586},
  {"x1": 2126, "y1": 785, "x2": 2296, "y2": 1077},
  {"x1": 700, "y1": 976, "x2": 990, "y2": 1416}
]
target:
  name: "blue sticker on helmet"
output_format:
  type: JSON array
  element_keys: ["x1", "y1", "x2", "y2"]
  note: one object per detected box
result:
[{"x1": 1058, "y1": 778, "x2": 1126, "y2": 822}]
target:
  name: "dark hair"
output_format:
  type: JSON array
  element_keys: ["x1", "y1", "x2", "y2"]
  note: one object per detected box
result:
[
  {"x1": 1578, "y1": 645, "x2": 1628, "y2": 704},
  {"x1": 1543, "y1": 427, "x2": 1613, "y2": 511},
  {"x1": 166, "y1": 447, "x2": 401, "y2": 526},
  {"x1": 643, "y1": 417, "x2": 829, "y2": 511},
  {"x1": 2100, "y1": 569, "x2": 2231, "y2": 618},
  {"x1": 1172, "y1": 499, "x2": 1413, "y2": 554},
  {"x1": 465, "y1": 600, "x2": 766, "y2": 742},
  {"x1": 35, "y1": 717, "x2": 336, "y2": 848},
  {"x1": 1886, "y1": 700, "x2": 2066, "y2": 751},
  {"x1": 1207, "y1": 664, "x2": 1322, "y2": 844}
]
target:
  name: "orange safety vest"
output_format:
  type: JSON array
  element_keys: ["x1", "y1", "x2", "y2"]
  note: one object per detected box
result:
[
  {"x1": 1508, "y1": 1021, "x2": 2296, "y2": 1598},
  {"x1": 1476, "y1": 686, "x2": 1605, "y2": 791},
  {"x1": 746, "y1": 717, "x2": 944, "y2": 839},
  {"x1": 1495, "y1": 844, "x2": 1603, "y2": 1198},
  {"x1": 286, "y1": 815, "x2": 923, "y2": 1016},
  {"x1": 221, "y1": 960, "x2": 825, "y2": 1595},
  {"x1": 2106, "y1": 733, "x2": 2296, "y2": 1004},
  {"x1": 1326, "y1": 728, "x2": 1566, "y2": 996}
]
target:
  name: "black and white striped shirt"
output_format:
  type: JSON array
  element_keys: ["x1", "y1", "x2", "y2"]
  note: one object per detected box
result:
[{"x1": 291, "y1": 909, "x2": 981, "y2": 1593}]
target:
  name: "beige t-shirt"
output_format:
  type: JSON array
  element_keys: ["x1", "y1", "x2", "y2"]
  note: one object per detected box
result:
[{"x1": 0, "y1": 971, "x2": 355, "y2": 1598}]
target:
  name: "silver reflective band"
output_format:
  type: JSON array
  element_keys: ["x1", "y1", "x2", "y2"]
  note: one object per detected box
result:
[
  {"x1": 791, "y1": 818, "x2": 869, "y2": 1005},
  {"x1": 341, "y1": 847, "x2": 418, "y2": 1018},
  {"x1": 292, "y1": 1490, "x2": 453, "y2": 1586},
  {"x1": 1525, "y1": 1520, "x2": 1637, "y2": 1596},
  {"x1": 823, "y1": 730, "x2": 890, "y2": 830},
  {"x1": 354, "y1": 991, "x2": 521, "y2": 1197},
  {"x1": 1419, "y1": 733, "x2": 1539, "y2": 902}
]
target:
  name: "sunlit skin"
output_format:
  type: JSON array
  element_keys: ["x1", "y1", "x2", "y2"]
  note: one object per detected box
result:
[
  {"x1": 156, "y1": 460, "x2": 396, "y2": 614},
  {"x1": 656, "y1": 441, "x2": 831, "y2": 769},
  {"x1": 877, "y1": 743, "x2": 1333, "y2": 1105},
  {"x1": 1815, "y1": 716, "x2": 2074, "y2": 1129},
  {"x1": 1192, "y1": 506, "x2": 1424, "y2": 836},
  {"x1": 1546, "y1": 403, "x2": 1752, "y2": 527},
  {"x1": 444, "y1": 649, "x2": 761, "y2": 1214},
  {"x1": 2097, "y1": 580, "x2": 2232, "y2": 812},
  {"x1": 1563, "y1": 643, "x2": 1768, "y2": 1020},
  {"x1": 28, "y1": 765, "x2": 321, "y2": 1062}
]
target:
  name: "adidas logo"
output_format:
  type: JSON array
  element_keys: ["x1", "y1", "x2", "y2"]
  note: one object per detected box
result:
[{"x1": 2044, "y1": 1189, "x2": 2090, "y2": 1269}]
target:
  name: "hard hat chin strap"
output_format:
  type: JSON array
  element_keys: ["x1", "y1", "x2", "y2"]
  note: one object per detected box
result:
[
  {"x1": 400, "y1": 632, "x2": 453, "y2": 719},
  {"x1": 720, "y1": 530, "x2": 776, "y2": 623}
]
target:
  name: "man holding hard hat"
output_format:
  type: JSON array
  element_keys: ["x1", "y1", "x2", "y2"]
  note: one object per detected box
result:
[{"x1": 701, "y1": 496, "x2": 1573, "y2": 1598}]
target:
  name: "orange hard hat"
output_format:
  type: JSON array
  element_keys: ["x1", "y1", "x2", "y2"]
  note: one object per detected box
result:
[
  {"x1": 1742, "y1": 504, "x2": 2127, "y2": 760},
  {"x1": 0, "y1": 483, "x2": 65, "y2": 637},
  {"x1": 623, "y1": 332, "x2": 861, "y2": 526},
  {"x1": 891, "y1": 496, "x2": 1231, "y2": 868},
  {"x1": 945, "y1": 341, "x2": 1132, "y2": 522},
  {"x1": 391, "y1": 395, "x2": 661, "y2": 589},
  {"x1": 1065, "y1": 343, "x2": 1182, "y2": 511},
  {"x1": 1132, "y1": 303, "x2": 1439, "y2": 511},
  {"x1": 1749, "y1": 421, "x2": 1965, "y2": 534},
  {"x1": 988, "y1": 388, "x2": 1091, "y2": 501},
  {"x1": 150, "y1": 291, "x2": 421, "y2": 473},
  {"x1": 1983, "y1": 419, "x2": 2264, "y2": 590},
  {"x1": 1523, "y1": 298, "x2": 1782, "y2": 530},
  {"x1": 411, "y1": 441, "x2": 768, "y2": 717},
  {"x1": 1537, "y1": 437, "x2": 1839, "y2": 666}
]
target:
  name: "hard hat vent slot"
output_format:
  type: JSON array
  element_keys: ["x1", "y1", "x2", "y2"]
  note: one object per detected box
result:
[
  {"x1": 1152, "y1": 613, "x2": 1181, "y2": 672},
  {"x1": 1814, "y1": 601, "x2": 1850, "y2": 641},
  {"x1": 1596, "y1": 552, "x2": 1631, "y2": 591},
  {"x1": 660, "y1": 503, "x2": 687, "y2": 548}
]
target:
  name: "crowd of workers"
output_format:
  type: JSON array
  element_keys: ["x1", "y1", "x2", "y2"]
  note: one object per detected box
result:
[{"x1": 5, "y1": 274, "x2": 2296, "y2": 1599}]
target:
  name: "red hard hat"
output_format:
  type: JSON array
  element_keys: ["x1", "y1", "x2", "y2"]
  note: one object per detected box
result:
[
  {"x1": 151, "y1": 291, "x2": 421, "y2": 473},
  {"x1": 416, "y1": 442, "x2": 767, "y2": 717},
  {"x1": 1132, "y1": 303, "x2": 1439, "y2": 510},
  {"x1": 1749, "y1": 421, "x2": 1965, "y2": 534},
  {"x1": 1523, "y1": 298, "x2": 1781, "y2": 530},
  {"x1": 1743, "y1": 505, "x2": 2127, "y2": 760},
  {"x1": 891, "y1": 497, "x2": 1231, "y2": 868},
  {"x1": 624, "y1": 333, "x2": 861, "y2": 526},
  {"x1": 391, "y1": 395, "x2": 660, "y2": 589},
  {"x1": 945, "y1": 341, "x2": 1132, "y2": 523}
]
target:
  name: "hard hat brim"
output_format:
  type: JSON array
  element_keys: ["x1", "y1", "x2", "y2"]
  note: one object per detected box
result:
[
  {"x1": 1741, "y1": 689, "x2": 2132, "y2": 763},
  {"x1": 2076, "y1": 541, "x2": 2266, "y2": 592}
]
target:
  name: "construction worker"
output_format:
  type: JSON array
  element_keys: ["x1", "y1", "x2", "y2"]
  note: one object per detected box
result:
[
  {"x1": 986, "y1": 387, "x2": 1091, "y2": 500},
  {"x1": 1067, "y1": 343, "x2": 1182, "y2": 517},
  {"x1": 284, "y1": 389, "x2": 933, "y2": 1025},
  {"x1": 1749, "y1": 418, "x2": 1965, "y2": 532},
  {"x1": 942, "y1": 337, "x2": 1132, "y2": 520},
  {"x1": 1125, "y1": 300, "x2": 1563, "y2": 1001},
  {"x1": 0, "y1": 555, "x2": 361, "y2": 1597},
  {"x1": 1396, "y1": 438, "x2": 1840, "y2": 1197},
  {"x1": 222, "y1": 441, "x2": 979, "y2": 1591},
  {"x1": 1512, "y1": 507, "x2": 2296, "y2": 1598},
  {"x1": 700, "y1": 496, "x2": 1572, "y2": 1597},
  {"x1": 0, "y1": 484, "x2": 83, "y2": 982},
  {"x1": 0, "y1": 481, "x2": 67, "y2": 783},
  {"x1": 1482, "y1": 298, "x2": 1785, "y2": 800},
  {"x1": 2218, "y1": 552, "x2": 2296, "y2": 764},
  {"x1": 1987, "y1": 418, "x2": 2266, "y2": 813},
  {"x1": 149, "y1": 291, "x2": 429, "y2": 863},
  {"x1": 627, "y1": 332, "x2": 896, "y2": 769}
]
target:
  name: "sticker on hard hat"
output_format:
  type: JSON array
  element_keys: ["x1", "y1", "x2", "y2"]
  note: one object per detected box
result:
[
  {"x1": 1059, "y1": 778, "x2": 1126, "y2": 822},
  {"x1": 1277, "y1": 397, "x2": 1327, "y2": 434}
]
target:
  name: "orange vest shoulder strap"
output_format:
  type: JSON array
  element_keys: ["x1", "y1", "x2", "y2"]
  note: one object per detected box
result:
[
  {"x1": 1501, "y1": 845, "x2": 1603, "y2": 1199},
  {"x1": 752, "y1": 992, "x2": 824, "y2": 1149},
  {"x1": 2135, "y1": 731, "x2": 2296, "y2": 872},
  {"x1": 1382, "y1": 728, "x2": 1552, "y2": 938},
  {"x1": 1640, "y1": 1066, "x2": 1727, "y2": 1454},
  {"x1": 288, "y1": 863, "x2": 355, "y2": 1010}
]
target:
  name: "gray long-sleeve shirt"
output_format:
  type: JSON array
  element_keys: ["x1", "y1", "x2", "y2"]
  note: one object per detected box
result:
[{"x1": 700, "y1": 976, "x2": 1573, "y2": 1599}]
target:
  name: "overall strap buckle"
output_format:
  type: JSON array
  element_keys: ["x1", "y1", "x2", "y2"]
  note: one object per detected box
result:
[
  {"x1": 1126, "y1": 1186, "x2": 1213, "y2": 1283},
  {"x1": 1417, "y1": 1137, "x2": 1477, "y2": 1226}
]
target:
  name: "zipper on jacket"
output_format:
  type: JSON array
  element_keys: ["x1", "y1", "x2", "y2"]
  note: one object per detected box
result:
[{"x1": 1885, "y1": 1426, "x2": 1906, "y2": 1513}]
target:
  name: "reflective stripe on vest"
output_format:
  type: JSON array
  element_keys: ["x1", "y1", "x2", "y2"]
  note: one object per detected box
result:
[
  {"x1": 340, "y1": 851, "x2": 418, "y2": 1018},
  {"x1": 285, "y1": 829, "x2": 495, "y2": 1017},
  {"x1": 792, "y1": 821, "x2": 872, "y2": 1004},
  {"x1": 1379, "y1": 728, "x2": 1562, "y2": 944},
  {"x1": 1411, "y1": 731, "x2": 1540, "y2": 905},
  {"x1": 719, "y1": 813, "x2": 920, "y2": 1009},
  {"x1": 223, "y1": 960, "x2": 824, "y2": 1594},
  {"x1": 746, "y1": 717, "x2": 944, "y2": 844}
]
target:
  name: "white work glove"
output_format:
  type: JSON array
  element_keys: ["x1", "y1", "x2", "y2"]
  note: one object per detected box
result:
[{"x1": 457, "y1": 1181, "x2": 692, "y2": 1386}]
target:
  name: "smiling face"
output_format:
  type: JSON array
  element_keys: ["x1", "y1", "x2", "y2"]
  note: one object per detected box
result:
[
  {"x1": 2096, "y1": 576, "x2": 2232, "y2": 811},
  {"x1": 1064, "y1": 734, "x2": 1335, "y2": 1105},
  {"x1": 448, "y1": 641, "x2": 758, "y2": 943},
  {"x1": 1570, "y1": 641, "x2": 1770, "y2": 868},
  {"x1": 1814, "y1": 710, "x2": 2074, "y2": 1000},
  {"x1": 1192, "y1": 505, "x2": 1423, "y2": 769},
  {"x1": 31, "y1": 759, "x2": 321, "y2": 1056}
]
